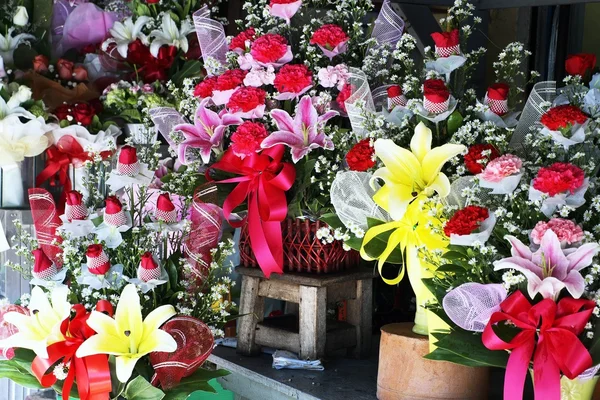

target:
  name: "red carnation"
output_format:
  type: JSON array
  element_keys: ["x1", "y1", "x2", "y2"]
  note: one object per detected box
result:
[
  {"x1": 231, "y1": 121, "x2": 269, "y2": 158},
  {"x1": 105, "y1": 196, "x2": 123, "y2": 214},
  {"x1": 444, "y1": 206, "x2": 489, "y2": 237},
  {"x1": 540, "y1": 105, "x2": 588, "y2": 131},
  {"x1": 346, "y1": 139, "x2": 375, "y2": 171},
  {"x1": 250, "y1": 33, "x2": 288, "y2": 64},
  {"x1": 533, "y1": 163, "x2": 585, "y2": 197},
  {"x1": 54, "y1": 104, "x2": 72, "y2": 121},
  {"x1": 194, "y1": 76, "x2": 218, "y2": 98},
  {"x1": 230, "y1": 28, "x2": 256, "y2": 52},
  {"x1": 423, "y1": 79, "x2": 450, "y2": 103},
  {"x1": 310, "y1": 24, "x2": 349, "y2": 50},
  {"x1": 336, "y1": 83, "x2": 353, "y2": 113},
  {"x1": 72, "y1": 103, "x2": 96, "y2": 126},
  {"x1": 464, "y1": 144, "x2": 500, "y2": 174},
  {"x1": 387, "y1": 85, "x2": 403, "y2": 98},
  {"x1": 274, "y1": 64, "x2": 313, "y2": 95},
  {"x1": 227, "y1": 87, "x2": 266, "y2": 113},
  {"x1": 565, "y1": 53, "x2": 596, "y2": 77},
  {"x1": 215, "y1": 69, "x2": 247, "y2": 91}
]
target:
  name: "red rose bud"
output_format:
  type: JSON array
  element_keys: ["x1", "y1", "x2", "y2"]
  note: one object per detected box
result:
[
  {"x1": 117, "y1": 145, "x2": 140, "y2": 176},
  {"x1": 104, "y1": 196, "x2": 128, "y2": 227},
  {"x1": 65, "y1": 190, "x2": 88, "y2": 221},
  {"x1": 565, "y1": 53, "x2": 596, "y2": 77},
  {"x1": 86, "y1": 244, "x2": 110, "y2": 275},
  {"x1": 485, "y1": 83, "x2": 510, "y2": 116},
  {"x1": 155, "y1": 193, "x2": 177, "y2": 223},
  {"x1": 138, "y1": 252, "x2": 161, "y2": 281},
  {"x1": 387, "y1": 85, "x2": 407, "y2": 109},
  {"x1": 72, "y1": 103, "x2": 96, "y2": 126},
  {"x1": 32, "y1": 248, "x2": 57, "y2": 280},
  {"x1": 431, "y1": 29, "x2": 460, "y2": 57},
  {"x1": 423, "y1": 79, "x2": 450, "y2": 114}
]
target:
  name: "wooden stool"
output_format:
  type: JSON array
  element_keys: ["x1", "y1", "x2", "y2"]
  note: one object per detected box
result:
[{"x1": 236, "y1": 267, "x2": 374, "y2": 360}]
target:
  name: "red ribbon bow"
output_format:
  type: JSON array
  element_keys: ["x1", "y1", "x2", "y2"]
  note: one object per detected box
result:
[
  {"x1": 210, "y1": 145, "x2": 295, "y2": 277},
  {"x1": 32, "y1": 301, "x2": 114, "y2": 400},
  {"x1": 482, "y1": 291, "x2": 595, "y2": 400}
]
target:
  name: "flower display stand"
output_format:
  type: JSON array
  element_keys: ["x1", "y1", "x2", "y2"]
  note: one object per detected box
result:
[
  {"x1": 377, "y1": 323, "x2": 489, "y2": 400},
  {"x1": 236, "y1": 267, "x2": 374, "y2": 360}
]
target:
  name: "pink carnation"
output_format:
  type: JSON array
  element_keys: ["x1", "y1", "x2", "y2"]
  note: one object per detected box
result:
[
  {"x1": 480, "y1": 154, "x2": 522, "y2": 182},
  {"x1": 531, "y1": 218, "x2": 584, "y2": 246}
]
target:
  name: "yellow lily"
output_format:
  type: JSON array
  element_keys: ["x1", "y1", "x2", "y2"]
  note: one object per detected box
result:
[
  {"x1": 76, "y1": 284, "x2": 177, "y2": 382},
  {"x1": 371, "y1": 122, "x2": 465, "y2": 221},
  {"x1": 0, "y1": 286, "x2": 71, "y2": 358}
]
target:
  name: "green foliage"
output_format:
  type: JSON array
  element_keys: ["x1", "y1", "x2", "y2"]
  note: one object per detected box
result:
[
  {"x1": 163, "y1": 369, "x2": 230, "y2": 400},
  {"x1": 172, "y1": 61, "x2": 204, "y2": 87},
  {"x1": 124, "y1": 376, "x2": 165, "y2": 400},
  {"x1": 425, "y1": 330, "x2": 509, "y2": 368}
]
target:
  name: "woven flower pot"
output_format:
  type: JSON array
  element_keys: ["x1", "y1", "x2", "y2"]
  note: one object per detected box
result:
[{"x1": 239, "y1": 218, "x2": 359, "y2": 274}]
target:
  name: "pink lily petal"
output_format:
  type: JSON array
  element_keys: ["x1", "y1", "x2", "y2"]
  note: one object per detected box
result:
[
  {"x1": 532, "y1": 230, "x2": 569, "y2": 279},
  {"x1": 220, "y1": 113, "x2": 244, "y2": 126},
  {"x1": 212, "y1": 88, "x2": 238, "y2": 106},
  {"x1": 494, "y1": 257, "x2": 544, "y2": 280},
  {"x1": 567, "y1": 242, "x2": 600, "y2": 271},
  {"x1": 269, "y1": 1, "x2": 302, "y2": 24},
  {"x1": 175, "y1": 124, "x2": 210, "y2": 142},
  {"x1": 562, "y1": 270, "x2": 586, "y2": 298},
  {"x1": 318, "y1": 110, "x2": 339, "y2": 124},
  {"x1": 196, "y1": 106, "x2": 222, "y2": 129},
  {"x1": 505, "y1": 235, "x2": 532, "y2": 259},
  {"x1": 261, "y1": 131, "x2": 306, "y2": 149},
  {"x1": 274, "y1": 85, "x2": 313, "y2": 101},
  {"x1": 210, "y1": 126, "x2": 227, "y2": 147},
  {"x1": 532, "y1": 277, "x2": 566, "y2": 300},
  {"x1": 270, "y1": 109, "x2": 295, "y2": 132},
  {"x1": 291, "y1": 145, "x2": 316, "y2": 164}
]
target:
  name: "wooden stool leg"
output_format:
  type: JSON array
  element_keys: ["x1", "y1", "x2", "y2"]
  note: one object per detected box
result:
[
  {"x1": 299, "y1": 285, "x2": 326, "y2": 360},
  {"x1": 347, "y1": 278, "x2": 373, "y2": 358},
  {"x1": 237, "y1": 276, "x2": 265, "y2": 356}
]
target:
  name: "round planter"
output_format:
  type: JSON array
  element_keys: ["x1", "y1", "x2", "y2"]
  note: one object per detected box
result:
[{"x1": 377, "y1": 323, "x2": 489, "y2": 400}]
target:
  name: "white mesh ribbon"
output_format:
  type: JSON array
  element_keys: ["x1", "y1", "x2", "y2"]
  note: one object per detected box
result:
[
  {"x1": 509, "y1": 81, "x2": 557, "y2": 153},
  {"x1": 443, "y1": 283, "x2": 507, "y2": 332},
  {"x1": 330, "y1": 171, "x2": 390, "y2": 230},
  {"x1": 149, "y1": 107, "x2": 186, "y2": 148},
  {"x1": 370, "y1": 0, "x2": 405, "y2": 51},
  {"x1": 344, "y1": 68, "x2": 376, "y2": 137},
  {"x1": 193, "y1": 6, "x2": 228, "y2": 75}
]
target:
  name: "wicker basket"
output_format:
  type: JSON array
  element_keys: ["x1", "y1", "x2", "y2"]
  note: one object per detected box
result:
[{"x1": 239, "y1": 219, "x2": 359, "y2": 274}]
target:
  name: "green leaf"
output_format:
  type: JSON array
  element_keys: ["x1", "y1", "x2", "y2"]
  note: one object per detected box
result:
[
  {"x1": 0, "y1": 360, "x2": 43, "y2": 389},
  {"x1": 120, "y1": 109, "x2": 143, "y2": 123},
  {"x1": 430, "y1": 329, "x2": 509, "y2": 368},
  {"x1": 362, "y1": 217, "x2": 404, "y2": 264},
  {"x1": 447, "y1": 111, "x2": 464, "y2": 136},
  {"x1": 172, "y1": 60, "x2": 203, "y2": 86},
  {"x1": 423, "y1": 348, "x2": 490, "y2": 367},
  {"x1": 136, "y1": 4, "x2": 151, "y2": 16},
  {"x1": 123, "y1": 376, "x2": 165, "y2": 400},
  {"x1": 436, "y1": 264, "x2": 464, "y2": 273},
  {"x1": 163, "y1": 369, "x2": 230, "y2": 400}
]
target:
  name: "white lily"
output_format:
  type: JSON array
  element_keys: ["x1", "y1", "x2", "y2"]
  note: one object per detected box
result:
[
  {"x1": 0, "y1": 28, "x2": 35, "y2": 65},
  {"x1": 0, "y1": 286, "x2": 71, "y2": 358},
  {"x1": 76, "y1": 284, "x2": 177, "y2": 383},
  {"x1": 0, "y1": 116, "x2": 50, "y2": 166},
  {"x1": 149, "y1": 14, "x2": 194, "y2": 57},
  {"x1": 103, "y1": 16, "x2": 150, "y2": 58},
  {"x1": 0, "y1": 55, "x2": 5, "y2": 78}
]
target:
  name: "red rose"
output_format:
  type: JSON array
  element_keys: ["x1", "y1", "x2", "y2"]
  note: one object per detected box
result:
[
  {"x1": 66, "y1": 190, "x2": 84, "y2": 206},
  {"x1": 430, "y1": 29, "x2": 460, "y2": 48},
  {"x1": 140, "y1": 252, "x2": 158, "y2": 270},
  {"x1": 215, "y1": 69, "x2": 247, "y2": 91},
  {"x1": 387, "y1": 85, "x2": 402, "y2": 98},
  {"x1": 194, "y1": 76, "x2": 218, "y2": 98},
  {"x1": 146, "y1": 0, "x2": 160, "y2": 3},
  {"x1": 273, "y1": 64, "x2": 313, "y2": 94},
  {"x1": 105, "y1": 196, "x2": 123, "y2": 214},
  {"x1": 250, "y1": 33, "x2": 288, "y2": 64},
  {"x1": 155, "y1": 45, "x2": 177, "y2": 69},
  {"x1": 86, "y1": 244, "x2": 110, "y2": 275},
  {"x1": 565, "y1": 53, "x2": 596, "y2": 77},
  {"x1": 444, "y1": 206, "x2": 489, "y2": 237},
  {"x1": 231, "y1": 121, "x2": 269, "y2": 158},
  {"x1": 32, "y1": 55, "x2": 49, "y2": 73},
  {"x1": 127, "y1": 39, "x2": 152, "y2": 65},
  {"x1": 533, "y1": 163, "x2": 585, "y2": 197},
  {"x1": 86, "y1": 244, "x2": 103, "y2": 258},
  {"x1": 57, "y1": 58, "x2": 74, "y2": 80},
  {"x1": 540, "y1": 105, "x2": 588, "y2": 131},
  {"x1": 32, "y1": 248, "x2": 54, "y2": 277},
  {"x1": 423, "y1": 79, "x2": 450, "y2": 103},
  {"x1": 227, "y1": 87, "x2": 266, "y2": 113},
  {"x1": 464, "y1": 144, "x2": 500, "y2": 174},
  {"x1": 119, "y1": 145, "x2": 138, "y2": 165},
  {"x1": 72, "y1": 103, "x2": 96, "y2": 126},
  {"x1": 487, "y1": 83, "x2": 509, "y2": 101},
  {"x1": 141, "y1": 65, "x2": 168, "y2": 83},
  {"x1": 310, "y1": 24, "x2": 349, "y2": 50},
  {"x1": 156, "y1": 193, "x2": 176, "y2": 212},
  {"x1": 184, "y1": 33, "x2": 201, "y2": 60},
  {"x1": 72, "y1": 66, "x2": 88, "y2": 82},
  {"x1": 336, "y1": 83, "x2": 353, "y2": 113},
  {"x1": 346, "y1": 139, "x2": 375, "y2": 171},
  {"x1": 230, "y1": 28, "x2": 256, "y2": 52},
  {"x1": 54, "y1": 104, "x2": 72, "y2": 121}
]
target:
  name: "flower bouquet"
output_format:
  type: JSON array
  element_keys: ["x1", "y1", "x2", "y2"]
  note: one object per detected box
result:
[{"x1": 417, "y1": 55, "x2": 600, "y2": 399}]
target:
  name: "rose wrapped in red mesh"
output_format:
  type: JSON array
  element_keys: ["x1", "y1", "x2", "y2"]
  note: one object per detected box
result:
[
  {"x1": 565, "y1": 53, "x2": 596, "y2": 77},
  {"x1": 274, "y1": 64, "x2": 313, "y2": 97},
  {"x1": 116, "y1": 145, "x2": 141, "y2": 176},
  {"x1": 231, "y1": 121, "x2": 269, "y2": 158},
  {"x1": 346, "y1": 139, "x2": 375, "y2": 171},
  {"x1": 250, "y1": 33, "x2": 289, "y2": 64},
  {"x1": 104, "y1": 195, "x2": 127, "y2": 226},
  {"x1": 387, "y1": 85, "x2": 407, "y2": 108},
  {"x1": 423, "y1": 79, "x2": 450, "y2": 114},
  {"x1": 485, "y1": 83, "x2": 510, "y2": 116},
  {"x1": 533, "y1": 163, "x2": 585, "y2": 197},
  {"x1": 444, "y1": 205, "x2": 489, "y2": 237},
  {"x1": 430, "y1": 29, "x2": 460, "y2": 57},
  {"x1": 138, "y1": 251, "x2": 161, "y2": 281},
  {"x1": 32, "y1": 248, "x2": 57, "y2": 280},
  {"x1": 464, "y1": 144, "x2": 500, "y2": 174},
  {"x1": 65, "y1": 190, "x2": 88, "y2": 221},
  {"x1": 230, "y1": 28, "x2": 256, "y2": 53},
  {"x1": 540, "y1": 105, "x2": 588, "y2": 131},
  {"x1": 86, "y1": 244, "x2": 110, "y2": 275},
  {"x1": 155, "y1": 193, "x2": 177, "y2": 223}
]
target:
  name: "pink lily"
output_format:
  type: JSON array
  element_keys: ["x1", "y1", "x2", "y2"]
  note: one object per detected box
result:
[
  {"x1": 175, "y1": 105, "x2": 243, "y2": 164},
  {"x1": 494, "y1": 229, "x2": 600, "y2": 300},
  {"x1": 261, "y1": 95, "x2": 337, "y2": 163}
]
